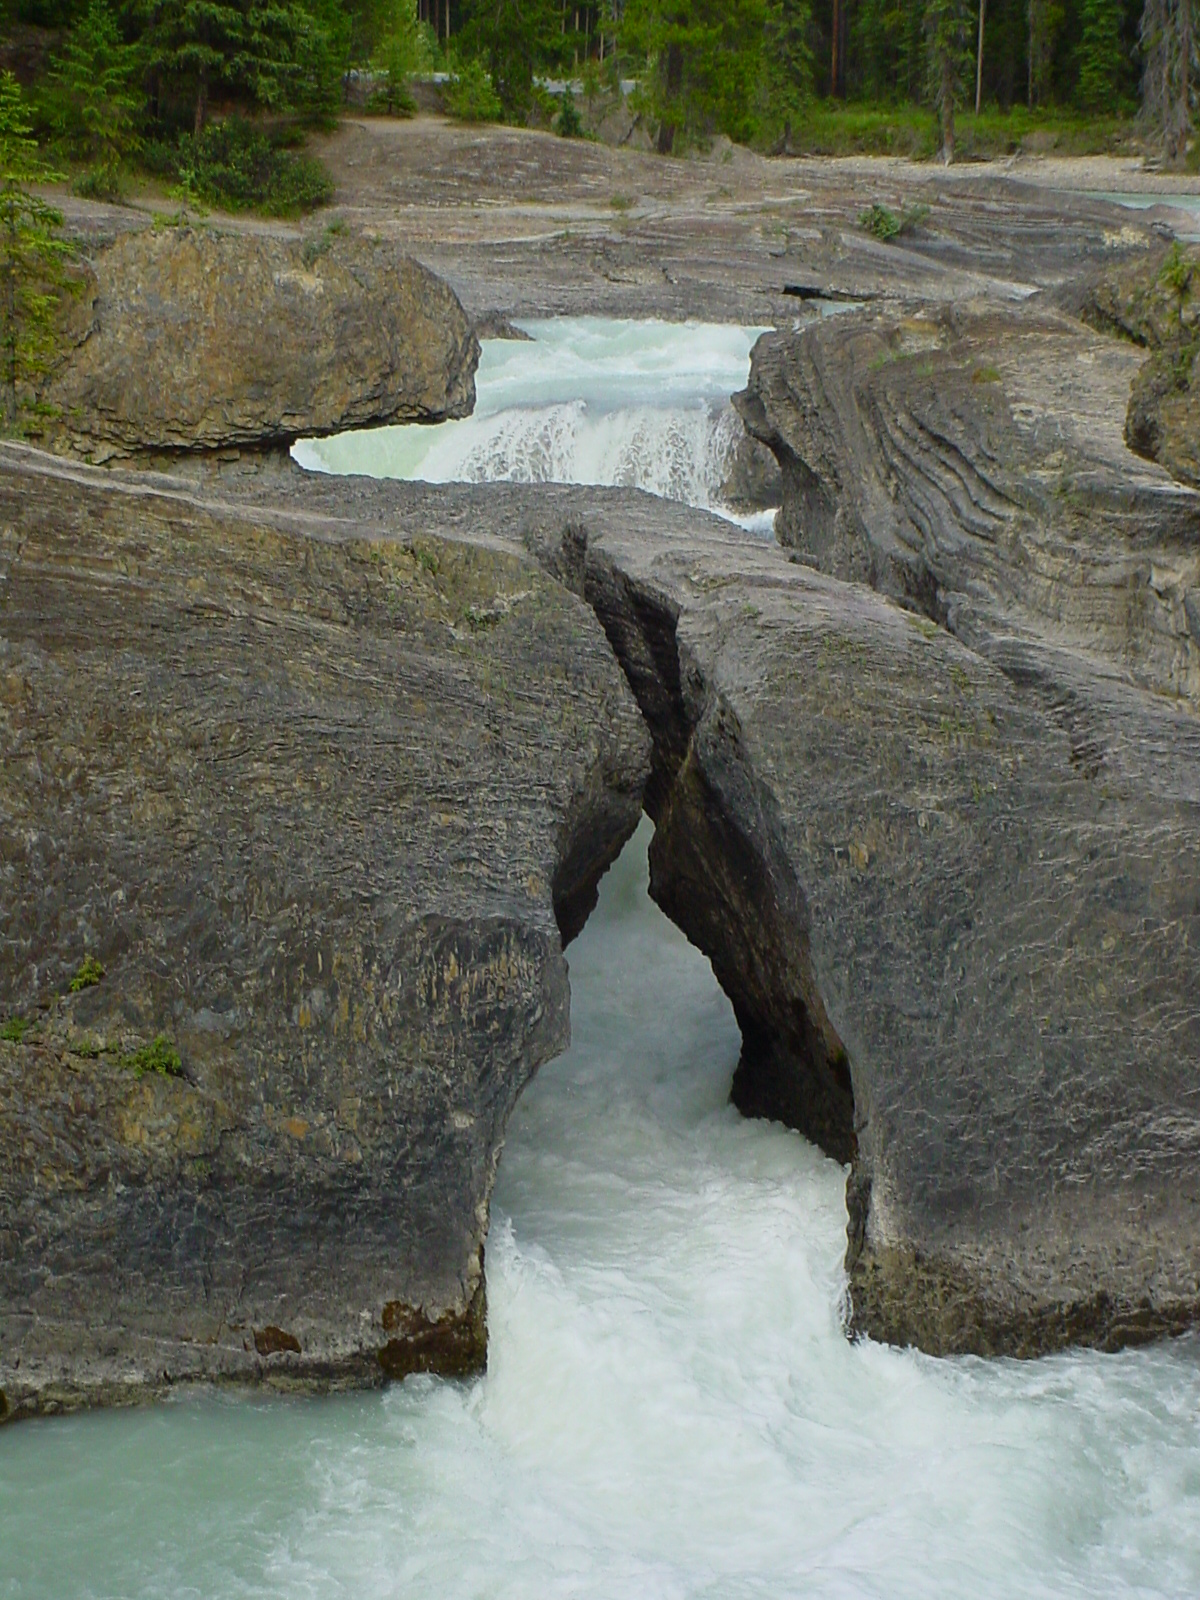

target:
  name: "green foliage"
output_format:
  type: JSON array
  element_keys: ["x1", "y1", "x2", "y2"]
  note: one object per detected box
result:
[
  {"x1": 443, "y1": 55, "x2": 502, "y2": 122},
  {"x1": 118, "y1": 1033, "x2": 183, "y2": 1077},
  {"x1": 1159, "y1": 240, "x2": 1194, "y2": 303},
  {"x1": 1, "y1": 1016, "x2": 31, "y2": 1043},
  {"x1": 859, "y1": 199, "x2": 929, "y2": 238},
  {"x1": 860, "y1": 200, "x2": 901, "y2": 238},
  {"x1": 620, "y1": 0, "x2": 800, "y2": 152},
  {"x1": 924, "y1": 0, "x2": 973, "y2": 157},
  {"x1": 139, "y1": 0, "x2": 341, "y2": 134},
  {"x1": 49, "y1": 0, "x2": 142, "y2": 196},
  {"x1": 370, "y1": 0, "x2": 435, "y2": 115},
  {"x1": 1076, "y1": 0, "x2": 1125, "y2": 110},
  {"x1": 0, "y1": 72, "x2": 71, "y2": 435},
  {"x1": 555, "y1": 87, "x2": 584, "y2": 137},
  {"x1": 171, "y1": 115, "x2": 333, "y2": 213},
  {"x1": 69, "y1": 955, "x2": 105, "y2": 992},
  {"x1": 458, "y1": 0, "x2": 566, "y2": 121}
]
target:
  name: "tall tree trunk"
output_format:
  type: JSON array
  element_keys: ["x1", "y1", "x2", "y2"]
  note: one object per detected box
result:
[
  {"x1": 2, "y1": 200, "x2": 15, "y2": 432},
  {"x1": 976, "y1": 0, "x2": 986, "y2": 112},
  {"x1": 942, "y1": 52, "x2": 956, "y2": 160},
  {"x1": 194, "y1": 63, "x2": 209, "y2": 136},
  {"x1": 657, "y1": 39, "x2": 682, "y2": 154},
  {"x1": 831, "y1": 0, "x2": 842, "y2": 97}
]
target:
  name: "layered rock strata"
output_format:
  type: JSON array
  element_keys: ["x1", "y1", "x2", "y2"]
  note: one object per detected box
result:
[
  {"x1": 38, "y1": 226, "x2": 479, "y2": 462},
  {"x1": 737, "y1": 301, "x2": 1200, "y2": 1351}
]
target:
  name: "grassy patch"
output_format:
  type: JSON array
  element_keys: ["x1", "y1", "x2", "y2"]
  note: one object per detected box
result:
[
  {"x1": 785, "y1": 101, "x2": 1138, "y2": 161},
  {"x1": 1, "y1": 1017, "x2": 31, "y2": 1043}
]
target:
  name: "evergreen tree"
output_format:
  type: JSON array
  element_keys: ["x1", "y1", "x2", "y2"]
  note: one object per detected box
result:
[
  {"x1": 140, "y1": 0, "x2": 333, "y2": 133},
  {"x1": 1027, "y1": 0, "x2": 1065, "y2": 104},
  {"x1": 1077, "y1": 0, "x2": 1125, "y2": 106},
  {"x1": 371, "y1": 0, "x2": 434, "y2": 113},
  {"x1": 925, "y1": 0, "x2": 973, "y2": 158},
  {"x1": 50, "y1": 0, "x2": 142, "y2": 196},
  {"x1": 0, "y1": 73, "x2": 71, "y2": 433},
  {"x1": 619, "y1": 0, "x2": 774, "y2": 153},
  {"x1": 458, "y1": 0, "x2": 566, "y2": 122},
  {"x1": 1140, "y1": 0, "x2": 1195, "y2": 163},
  {"x1": 763, "y1": 0, "x2": 813, "y2": 145}
]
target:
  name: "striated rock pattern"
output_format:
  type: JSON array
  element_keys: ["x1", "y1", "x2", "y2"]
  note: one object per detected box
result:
[
  {"x1": 722, "y1": 305, "x2": 1200, "y2": 1351},
  {"x1": 38, "y1": 226, "x2": 479, "y2": 462},
  {"x1": 0, "y1": 447, "x2": 648, "y2": 1421}
]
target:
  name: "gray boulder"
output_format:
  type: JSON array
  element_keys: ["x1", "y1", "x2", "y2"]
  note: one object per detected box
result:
[{"x1": 39, "y1": 226, "x2": 479, "y2": 462}]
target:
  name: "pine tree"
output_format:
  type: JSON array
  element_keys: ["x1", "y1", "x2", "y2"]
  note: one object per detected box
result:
[
  {"x1": 50, "y1": 0, "x2": 143, "y2": 197},
  {"x1": 458, "y1": 0, "x2": 567, "y2": 122},
  {"x1": 925, "y1": 0, "x2": 973, "y2": 160},
  {"x1": 1077, "y1": 0, "x2": 1125, "y2": 108},
  {"x1": 0, "y1": 73, "x2": 71, "y2": 434},
  {"x1": 619, "y1": 0, "x2": 774, "y2": 153},
  {"x1": 1140, "y1": 0, "x2": 1196, "y2": 164},
  {"x1": 140, "y1": 0, "x2": 326, "y2": 134}
]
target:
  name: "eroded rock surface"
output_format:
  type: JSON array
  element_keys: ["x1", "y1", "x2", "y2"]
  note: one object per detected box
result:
[
  {"x1": 0, "y1": 447, "x2": 647, "y2": 1421},
  {"x1": 38, "y1": 226, "x2": 479, "y2": 461},
  {"x1": 734, "y1": 300, "x2": 1200, "y2": 1351},
  {"x1": 1072, "y1": 242, "x2": 1200, "y2": 490}
]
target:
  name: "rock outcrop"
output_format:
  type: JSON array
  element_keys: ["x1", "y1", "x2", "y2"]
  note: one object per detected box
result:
[
  {"x1": 728, "y1": 302, "x2": 1200, "y2": 1352},
  {"x1": 1072, "y1": 242, "x2": 1200, "y2": 490},
  {"x1": 0, "y1": 447, "x2": 647, "y2": 1421},
  {"x1": 6, "y1": 286, "x2": 1200, "y2": 1415},
  {"x1": 38, "y1": 226, "x2": 479, "y2": 462}
]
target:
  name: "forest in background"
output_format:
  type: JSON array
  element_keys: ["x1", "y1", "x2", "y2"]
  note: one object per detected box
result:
[{"x1": 0, "y1": 0, "x2": 1195, "y2": 226}]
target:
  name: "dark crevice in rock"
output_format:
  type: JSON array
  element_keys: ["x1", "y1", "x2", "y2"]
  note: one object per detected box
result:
[{"x1": 573, "y1": 541, "x2": 856, "y2": 1165}]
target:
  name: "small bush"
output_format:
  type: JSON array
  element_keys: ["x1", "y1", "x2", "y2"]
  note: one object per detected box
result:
[
  {"x1": 119, "y1": 1034, "x2": 182, "y2": 1078},
  {"x1": 69, "y1": 954, "x2": 105, "y2": 992},
  {"x1": 171, "y1": 118, "x2": 333, "y2": 218},
  {"x1": 859, "y1": 201, "x2": 930, "y2": 242},
  {"x1": 444, "y1": 58, "x2": 502, "y2": 124},
  {"x1": 860, "y1": 202, "x2": 901, "y2": 240},
  {"x1": 555, "y1": 88, "x2": 583, "y2": 138},
  {"x1": 1, "y1": 1017, "x2": 31, "y2": 1043}
]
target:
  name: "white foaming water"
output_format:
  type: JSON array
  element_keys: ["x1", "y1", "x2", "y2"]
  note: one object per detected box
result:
[
  {"x1": 3, "y1": 821, "x2": 1200, "y2": 1599},
  {"x1": 293, "y1": 319, "x2": 772, "y2": 520}
]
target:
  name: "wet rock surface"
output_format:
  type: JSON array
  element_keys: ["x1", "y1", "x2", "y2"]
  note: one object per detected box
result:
[
  {"x1": 38, "y1": 225, "x2": 479, "y2": 461},
  {"x1": 0, "y1": 447, "x2": 648, "y2": 1420}
]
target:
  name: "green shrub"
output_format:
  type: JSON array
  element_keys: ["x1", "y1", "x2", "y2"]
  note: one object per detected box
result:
[
  {"x1": 555, "y1": 87, "x2": 583, "y2": 138},
  {"x1": 1, "y1": 1017, "x2": 31, "y2": 1043},
  {"x1": 444, "y1": 57, "x2": 502, "y2": 123},
  {"x1": 69, "y1": 954, "x2": 105, "y2": 992},
  {"x1": 859, "y1": 201, "x2": 930, "y2": 242},
  {"x1": 172, "y1": 117, "x2": 333, "y2": 216},
  {"x1": 119, "y1": 1034, "x2": 183, "y2": 1078}
]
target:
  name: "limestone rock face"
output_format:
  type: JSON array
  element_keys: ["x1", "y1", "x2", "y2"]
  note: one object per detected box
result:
[
  {"x1": 724, "y1": 305, "x2": 1200, "y2": 1352},
  {"x1": 1072, "y1": 242, "x2": 1200, "y2": 490},
  {"x1": 0, "y1": 448, "x2": 647, "y2": 1421},
  {"x1": 39, "y1": 226, "x2": 479, "y2": 461}
]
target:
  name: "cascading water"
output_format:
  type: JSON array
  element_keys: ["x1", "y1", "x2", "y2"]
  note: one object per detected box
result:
[
  {"x1": 293, "y1": 319, "x2": 773, "y2": 525},
  {"x1": 3, "y1": 821, "x2": 1200, "y2": 1598},
  {"x1": 6, "y1": 322, "x2": 1200, "y2": 1597}
]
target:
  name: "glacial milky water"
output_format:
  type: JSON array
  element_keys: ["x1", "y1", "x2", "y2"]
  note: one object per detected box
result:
[
  {"x1": 293, "y1": 318, "x2": 775, "y2": 525},
  {"x1": 4, "y1": 822, "x2": 1200, "y2": 1600},
  {"x1": 1086, "y1": 190, "x2": 1200, "y2": 241}
]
